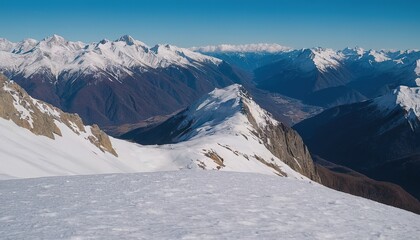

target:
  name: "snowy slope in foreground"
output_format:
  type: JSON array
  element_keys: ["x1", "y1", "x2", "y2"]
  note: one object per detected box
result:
[{"x1": 0, "y1": 171, "x2": 418, "y2": 240}]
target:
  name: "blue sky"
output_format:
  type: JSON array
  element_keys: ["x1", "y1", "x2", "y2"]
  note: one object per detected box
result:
[{"x1": 1, "y1": 0, "x2": 419, "y2": 49}]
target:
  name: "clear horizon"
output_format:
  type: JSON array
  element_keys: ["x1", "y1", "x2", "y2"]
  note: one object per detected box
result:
[{"x1": 1, "y1": 0, "x2": 419, "y2": 50}]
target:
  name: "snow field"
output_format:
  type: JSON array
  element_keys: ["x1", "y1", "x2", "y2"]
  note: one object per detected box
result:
[{"x1": 0, "y1": 171, "x2": 418, "y2": 240}]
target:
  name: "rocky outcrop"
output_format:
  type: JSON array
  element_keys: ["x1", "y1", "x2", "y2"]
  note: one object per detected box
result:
[
  {"x1": 0, "y1": 74, "x2": 117, "y2": 156},
  {"x1": 89, "y1": 124, "x2": 118, "y2": 157},
  {"x1": 0, "y1": 75, "x2": 62, "y2": 139},
  {"x1": 242, "y1": 99, "x2": 320, "y2": 182}
]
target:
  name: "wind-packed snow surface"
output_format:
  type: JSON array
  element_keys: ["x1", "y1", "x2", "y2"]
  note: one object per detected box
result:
[{"x1": 0, "y1": 171, "x2": 418, "y2": 240}]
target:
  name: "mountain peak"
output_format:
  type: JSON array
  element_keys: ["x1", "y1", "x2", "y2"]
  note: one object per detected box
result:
[
  {"x1": 173, "y1": 84, "x2": 276, "y2": 142},
  {"x1": 43, "y1": 34, "x2": 66, "y2": 44},
  {"x1": 116, "y1": 35, "x2": 136, "y2": 45},
  {"x1": 98, "y1": 39, "x2": 110, "y2": 45}
]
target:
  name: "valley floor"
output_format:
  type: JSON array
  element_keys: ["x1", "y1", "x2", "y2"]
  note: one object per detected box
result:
[{"x1": 0, "y1": 171, "x2": 418, "y2": 239}]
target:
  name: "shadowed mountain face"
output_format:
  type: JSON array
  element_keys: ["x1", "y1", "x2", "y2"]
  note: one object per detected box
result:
[
  {"x1": 0, "y1": 35, "x2": 247, "y2": 127},
  {"x1": 294, "y1": 86, "x2": 420, "y2": 200},
  {"x1": 313, "y1": 156, "x2": 420, "y2": 215}
]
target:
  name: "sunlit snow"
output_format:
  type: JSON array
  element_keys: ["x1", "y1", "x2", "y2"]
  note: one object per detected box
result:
[{"x1": 0, "y1": 171, "x2": 418, "y2": 240}]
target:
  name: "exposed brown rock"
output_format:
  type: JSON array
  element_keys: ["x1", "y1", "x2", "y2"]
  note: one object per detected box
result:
[
  {"x1": 203, "y1": 149, "x2": 225, "y2": 169},
  {"x1": 0, "y1": 75, "x2": 61, "y2": 139},
  {"x1": 254, "y1": 154, "x2": 287, "y2": 177},
  {"x1": 242, "y1": 101, "x2": 320, "y2": 182},
  {"x1": 90, "y1": 124, "x2": 118, "y2": 157},
  {"x1": 0, "y1": 74, "x2": 117, "y2": 156}
]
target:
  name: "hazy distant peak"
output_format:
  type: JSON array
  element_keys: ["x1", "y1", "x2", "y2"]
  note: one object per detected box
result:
[
  {"x1": 190, "y1": 43, "x2": 292, "y2": 53},
  {"x1": 42, "y1": 34, "x2": 66, "y2": 44}
]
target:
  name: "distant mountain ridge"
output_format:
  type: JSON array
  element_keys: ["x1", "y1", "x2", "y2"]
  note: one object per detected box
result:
[
  {"x1": 190, "y1": 43, "x2": 292, "y2": 53},
  {"x1": 194, "y1": 44, "x2": 420, "y2": 108},
  {"x1": 0, "y1": 35, "x2": 245, "y2": 127}
]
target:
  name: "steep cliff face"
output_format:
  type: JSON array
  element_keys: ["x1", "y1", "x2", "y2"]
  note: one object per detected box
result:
[
  {"x1": 243, "y1": 103, "x2": 319, "y2": 181},
  {"x1": 0, "y1": 74, "x2": 117, "y2": 156},
  {"x1": 122, "y1": 84, "x2": 320, "y2": 181}
]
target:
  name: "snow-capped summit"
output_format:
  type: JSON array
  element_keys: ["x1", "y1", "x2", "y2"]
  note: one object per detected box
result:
[
  {"x1": 190, "y1": 43, "x2": 292, "y2": 53},
  {"x1": 173, "y1": 84, "x2": 275, "y2": 141},
  {"x1": 43, "y1": 34, "x2": 66, "y2": 44},
  {"x1": 123, "y1": 84, "x2": 320, "y2": 180},
  {"x1": 296, "y1": 48, "x2": 344, "y2": 72},
  {"x1": 367, "y1": 49, "x2": 391, "y2": 62},
  {"x1": 115, "y1": 34, "x2": 137, "y2": 46}
]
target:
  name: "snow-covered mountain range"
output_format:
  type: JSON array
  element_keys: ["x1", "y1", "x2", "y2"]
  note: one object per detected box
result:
[
  {"x1": 0, "y1": 35, "x2": 244, "y2": 126},
  {"x1": 191, "y1": 43, "x2": 292, "y2": 53},
  {"x1": 195, "y1": 44, "x2": 420, "y2": 108},
  {"x1": 0, "y1": 34, "x2": 220, "y2": 77},
  {"x1": 4, "y1": 36, "x2": 418, "y2": 128}
]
